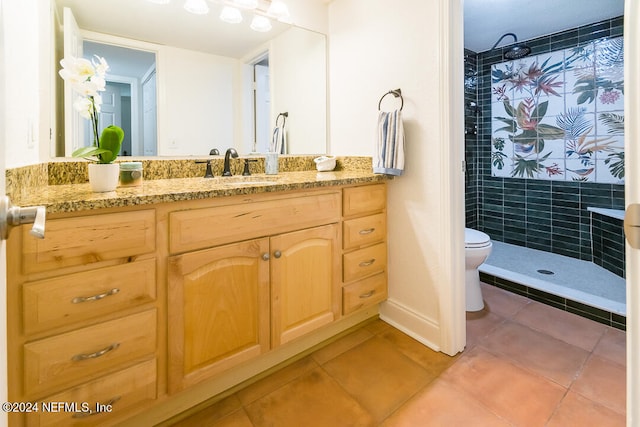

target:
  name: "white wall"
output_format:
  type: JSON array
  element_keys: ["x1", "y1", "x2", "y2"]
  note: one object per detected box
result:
[
  {"x1": 271, "y1": 27, "x2": 327, "y2": 154},
  {"x1": 328, "y1": 0, "x2": 466, "y2": 355},
  {"x1": 3, "y1": 0, "x2": 49, "y2": 168}
]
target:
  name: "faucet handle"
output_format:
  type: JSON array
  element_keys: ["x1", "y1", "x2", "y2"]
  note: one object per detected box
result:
[
  {"x1": 195, "y1": 160, "x2": 215, "y2": 178},
  {"x1": 243, "y1": 159, "x2": 258, "y2": 176}
]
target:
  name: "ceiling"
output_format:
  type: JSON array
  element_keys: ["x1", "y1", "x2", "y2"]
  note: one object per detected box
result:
[
  {"x1": 57, "y1": 0, "x2": 292, "y2": 58},
  {"x1": 464, "y1": 0, "x2": 625, "y2": 53},
  {"x1": 58, "y1": 0, "x2": 625, "y2": 58}
]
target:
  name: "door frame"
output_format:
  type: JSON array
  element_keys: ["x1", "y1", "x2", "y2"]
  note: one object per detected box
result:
[{"x1": 624, "y1": 1, "x2": 639, "y2": 424}]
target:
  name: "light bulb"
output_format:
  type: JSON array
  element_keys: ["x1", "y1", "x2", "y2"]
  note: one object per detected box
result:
[
  {"x1": 267, "y1": 1, "x2": 289, "y2": 19},
  {"x1": 250, "y1": 15, "x2": 272, "y2": 32},
  {"x1": 220, "y1": 6, "x2": 243, "y2": 23},
  {"x1": 183, "y1": 0, "x2": 209, "y2": 14},
  {"x1": 232, "y1": 0, "x2": 258, "y2": 9}
]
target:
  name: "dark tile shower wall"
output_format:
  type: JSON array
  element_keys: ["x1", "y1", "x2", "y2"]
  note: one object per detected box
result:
[
  {"x1": 591, "y1": 212, "x2": 626, "y2": 278},
  {"x1": 467, "y1": 17, "x2": 625, "y2": 277},
  {"x1": 464, "y1": 49, "x2": 479, "y2": 229}
]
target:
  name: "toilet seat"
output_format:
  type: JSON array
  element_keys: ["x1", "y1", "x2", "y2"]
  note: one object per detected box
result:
[{"x1": 465, "y1": 228, "x2": 491, "y2": 249}]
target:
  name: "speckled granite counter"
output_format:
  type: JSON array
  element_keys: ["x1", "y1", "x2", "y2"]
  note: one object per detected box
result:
[{"x1": 11, "y1": 170, "x2": 391, "y2": 214}]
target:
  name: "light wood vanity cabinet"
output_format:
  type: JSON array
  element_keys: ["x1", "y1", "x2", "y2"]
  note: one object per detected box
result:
[
  {"x1": 342, "y1": 185, "x2": 388, "y2": 314},
  {"x1": 7, "y1": 181, "x2": 387, "y2": 425},
  {"x1": 167, "y1": 191, "x2": 341, "y2": 393},
  {"x1": 7, "y1": 210, "x2": 159, "y2": 427}
]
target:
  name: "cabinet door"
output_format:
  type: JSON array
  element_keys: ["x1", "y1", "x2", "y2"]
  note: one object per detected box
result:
[
  {"x1": 167, "y1": 239, "x2": 270, "y2": 393},
  {"x1": 271, "y1": 224, "x2": 340, "y2": 346}
]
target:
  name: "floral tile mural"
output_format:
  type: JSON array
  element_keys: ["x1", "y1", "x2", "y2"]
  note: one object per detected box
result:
[{"x1": 491, "y1": 37, "x2": 624, "y2": 183}]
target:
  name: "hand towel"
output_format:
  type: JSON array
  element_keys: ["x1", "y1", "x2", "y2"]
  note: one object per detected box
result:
[
  {"x1": 270, "y1": 125, "x2": 287, "y2": 154},
  {"x1": 373, "y1": 109, "x2": 405, "y2": 176}
]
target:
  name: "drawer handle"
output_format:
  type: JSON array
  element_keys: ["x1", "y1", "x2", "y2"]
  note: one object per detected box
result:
[
  {"x1": 72, "y1": 343, "x2": 120, "y2": 361},
  {"x1": 359, "y1": 290, "x2": 375, "y2": 299},
  {"x1": 359, "y1": 259, "x2": 376, "y2": 267},
  {"x1": 72, "y1": 288, "x2": 120, "y2": 304},
  {"x1": 359, "y1": 228, "x2": 375, "y2": 235},
  {"x1": 71, "y1": 396, "x2": 121, "y2": 418}
]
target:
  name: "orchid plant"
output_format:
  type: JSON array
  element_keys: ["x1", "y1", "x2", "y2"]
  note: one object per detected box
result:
[{"x1": 59, "y1": 55, "x2": 124, "y2": 164}]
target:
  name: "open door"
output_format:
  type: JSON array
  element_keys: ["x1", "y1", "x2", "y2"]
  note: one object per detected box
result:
[
  {"x1": 62, "y1": 7, "x2": 83, "y2": 155},
  {"x1": 624, "y1": 2, "x2": 639, "y2": 425}
]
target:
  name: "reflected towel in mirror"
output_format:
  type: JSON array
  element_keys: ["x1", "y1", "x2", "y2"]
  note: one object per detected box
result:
[{"x1": 270, "y1": 126, "x2": 287, "y2": 154}]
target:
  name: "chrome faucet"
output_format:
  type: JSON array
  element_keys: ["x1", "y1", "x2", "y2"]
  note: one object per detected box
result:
[{"x1": 222, "y1": 148, "x2": 239, "y2": 176}]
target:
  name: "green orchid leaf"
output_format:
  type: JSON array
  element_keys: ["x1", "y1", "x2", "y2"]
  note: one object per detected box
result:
[
  {"x1": 71, "y1": 146, "x2": 111, "y2": 158},
  {"x1": 98, "y1": 125, "x2": 125, "y2": 164}
]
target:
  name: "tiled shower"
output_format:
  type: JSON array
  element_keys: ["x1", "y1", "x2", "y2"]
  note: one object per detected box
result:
[{"x1": 465, "y1": 17, "x2": 626, "y2": 308}]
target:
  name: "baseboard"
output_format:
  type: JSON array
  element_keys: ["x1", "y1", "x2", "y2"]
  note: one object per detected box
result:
[{"x1": 379, "y1": 298, "x2": 441, "y2": 352}]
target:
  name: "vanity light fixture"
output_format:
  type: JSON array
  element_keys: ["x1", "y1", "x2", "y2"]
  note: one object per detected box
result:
[
  {"x1": 250, "y1": 14, "x2": 272, "y2": 32},
  {"x1": 267, "y1": 0, "x2": 289, "y2": 20},
  {"x1": 183, "y1": 0, "x2": 209, "y2": 14},
  {"x1": 220, "y1": 6, "x2": 243, "y2": 23},
  {"x1": 231, "y1": 0, "x2": 259, "y2": 9}
]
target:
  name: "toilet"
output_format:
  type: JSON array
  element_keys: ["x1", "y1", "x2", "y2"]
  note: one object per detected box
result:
[{"x1": 464, "y1": 228, "x2": 492, "y2": 311}]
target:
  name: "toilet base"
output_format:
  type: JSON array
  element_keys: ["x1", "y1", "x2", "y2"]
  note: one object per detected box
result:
[{"x1": 465, "y1": 269, "x2": 484, "y2": 312}]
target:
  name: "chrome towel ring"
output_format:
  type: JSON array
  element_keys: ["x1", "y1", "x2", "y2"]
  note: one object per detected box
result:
[{"x1": 378, "y1": 89, "x2": 403, "y2": 111}]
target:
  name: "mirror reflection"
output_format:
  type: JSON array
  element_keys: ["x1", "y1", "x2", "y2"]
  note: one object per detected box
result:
[{"x1": 54, "y1": 0, "x2": 327, "y2": 158}]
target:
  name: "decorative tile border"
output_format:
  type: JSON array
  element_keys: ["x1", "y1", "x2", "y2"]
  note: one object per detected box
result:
[{"x1": 490, "y1": 37, "x2": 624, "y2": 183}]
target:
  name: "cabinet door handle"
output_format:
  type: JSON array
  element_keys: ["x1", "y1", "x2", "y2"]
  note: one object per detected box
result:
[
  {"x1": 273, "y1": 250, "x2": 282, "y2": 259},
  {"x1": 72, "y1": 343, "x2": 120, "y2": 361},
  {"x1": 359, "y1": 259, "x2": 375, "y2": 267},
  {"x1": 359, "y1": 290, "x2": 375, "y2": 299},
  {"x1": 72, "y1": 396, "x2": 121, "y2": 418},
  {"x1": 359, "y1": 228, "x2": 375, "y2": 235},
  {"x1": 262, "y1": 253, "x2": 270, "y2": 261},
  {"x1": 71, "y1": 288, "x2": 120, "y2": 304}
]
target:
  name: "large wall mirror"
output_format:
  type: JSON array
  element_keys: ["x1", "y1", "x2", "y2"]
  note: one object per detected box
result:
[{"x1": 53, "y1": 0, "x2": 327, "y2": 158}]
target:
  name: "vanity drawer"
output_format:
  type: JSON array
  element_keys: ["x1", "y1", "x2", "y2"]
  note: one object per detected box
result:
[
  {"x1": 26, "y1": 358, "x2": 157, "y2": 427},
  {"x1": 169, "y1": 192, "x2": 340, "y2": 253},
  {"x1": 22, "y1": 259, "x2": 156, "y2": 335},
  {"x1": 343, "y1": 213, "x2": 386, "y2": 250},
  {"x1": 342, "y1": 273, "x2": 387, "y2": 315},
  {"x1": 343, "y1": 184, "x2": 386, "y2": 217},
  {"x1": 23, "y1": 309, "x2": 157, "y2": 398},
  {"x1": 21, "y1": 210, "x2": 156, "y2": 274},
  {"x1": 343, "y1": 242, "x2": 387, "y2": 283}
]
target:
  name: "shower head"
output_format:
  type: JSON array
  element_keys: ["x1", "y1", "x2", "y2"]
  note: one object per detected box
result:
[{"x1": 490, "y1": 32, "x2": 532, "y2": 60}]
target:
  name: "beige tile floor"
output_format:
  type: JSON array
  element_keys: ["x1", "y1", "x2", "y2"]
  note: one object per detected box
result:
[{"x1": 166, "y1": 283, "x2": 626, "y2": 426}]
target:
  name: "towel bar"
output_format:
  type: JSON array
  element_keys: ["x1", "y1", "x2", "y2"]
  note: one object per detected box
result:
[{"x1": 378, "y1": 89, "x2": 403, "y2": 111}]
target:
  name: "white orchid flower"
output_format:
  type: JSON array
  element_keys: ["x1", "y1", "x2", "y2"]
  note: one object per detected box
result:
[
  {"x1": 73, "y1": 96, "x2": 94, "y2": 120},
  {"x1": 92, "y1": 55, "x2": 109, "y2": 77}
]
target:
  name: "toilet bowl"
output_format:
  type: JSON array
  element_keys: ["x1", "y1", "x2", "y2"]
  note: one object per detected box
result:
[{"x1": 465, "y1": 228, "x2": 492, "y2": 311}]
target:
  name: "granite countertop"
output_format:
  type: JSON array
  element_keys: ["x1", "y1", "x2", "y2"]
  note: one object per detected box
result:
[{"x1": 12, "y1": 170, "x2": 391, "y2": 214}]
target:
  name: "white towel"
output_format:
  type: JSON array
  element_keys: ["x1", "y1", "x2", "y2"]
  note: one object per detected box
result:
[
  {"x1": 373, "y1": 109, "x2": 405, "y2": 175},
  {"x1": 270, "y1": 126, "x2": 287, "y2": 154}
]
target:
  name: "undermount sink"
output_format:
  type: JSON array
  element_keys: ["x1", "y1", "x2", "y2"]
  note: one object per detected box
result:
[{"x1": 208, "y1": 176, "x2": 279, "y2": 186}]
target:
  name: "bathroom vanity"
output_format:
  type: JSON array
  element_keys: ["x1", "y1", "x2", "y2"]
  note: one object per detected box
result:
[{"x1": 5, "y1": 166, "x2": 388, "y2": 426}]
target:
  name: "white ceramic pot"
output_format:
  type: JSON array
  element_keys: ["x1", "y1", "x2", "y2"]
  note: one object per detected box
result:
[{"x1": 88, "y1": 163, "x2": 119, "y2": 192}]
